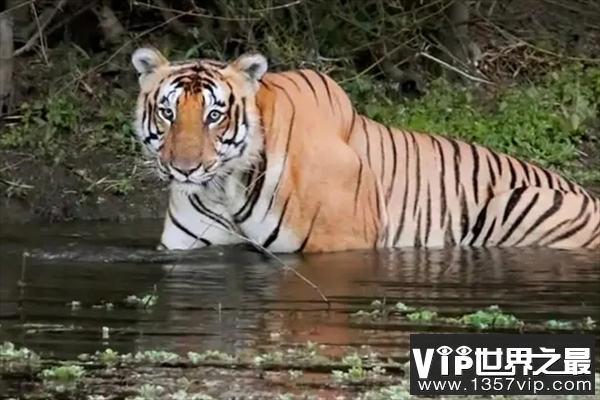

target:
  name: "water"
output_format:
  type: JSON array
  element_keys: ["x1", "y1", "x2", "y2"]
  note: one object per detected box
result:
[{"x1": 1, "y1": 220, "x2": 599, "y2": 363}]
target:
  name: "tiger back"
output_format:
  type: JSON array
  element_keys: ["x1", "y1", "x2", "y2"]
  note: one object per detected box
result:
[{"x1": 130, "y1": 47, "x2": 600, "y2": 253}]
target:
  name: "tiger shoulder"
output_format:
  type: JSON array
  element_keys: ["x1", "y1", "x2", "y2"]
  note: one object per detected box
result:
[{"x1": 130, "y1": 47, "x2": 600, "y2": 252}]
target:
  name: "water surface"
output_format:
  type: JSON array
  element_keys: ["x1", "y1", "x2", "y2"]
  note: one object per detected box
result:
[{"x1": 1, "y1": 220, "x2": 599, "y2": 362}]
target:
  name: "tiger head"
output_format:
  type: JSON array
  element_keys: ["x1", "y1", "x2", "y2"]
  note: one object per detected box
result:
[{"x1": 131, "y1": 47, "x2": 268, "y2": 193}]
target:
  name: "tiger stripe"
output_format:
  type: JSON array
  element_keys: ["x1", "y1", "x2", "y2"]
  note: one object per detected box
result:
[{"x1": 130, "y1": 47, "x2": 600, "y2": 253}]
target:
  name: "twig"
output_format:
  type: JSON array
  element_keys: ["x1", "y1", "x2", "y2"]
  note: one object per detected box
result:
[
  {"x1": 151, "y1": 0, "x2": 189, "y2": 37},
  {"x1": 0, "y1": 178, "x2": 34, "y2": 190},
  {"x1": 174, "y1": 201, "x2": 330, "y2": 305},
  {"x1": 132, "y1": 1, "x2": 260, "y2": 22},
  {"x1": 476, "y1": 12, "x2": 600, "y2": 63},
  {"x1": 59, "y1": 10, "x2": 190, "y2": 94},
  {"x1": 248, "y1": 0, "x2": 307, "y2": 13},
  {"x1": 338, "y1": 38, "x2": 417, "y2": 85},
  {"x1": 220, "y1": 228, "x2": 330, "y2": 304},
  {"x1": 0, "y1": 0, "x2": 35, "y2": 16},
  {"x1": 192, "y1": 172, "x2": 330, "y2": 304},
  {"x1": 0, "y1": 158, "x2": 31, "y2": 173},
  {"x1": 13, "y1": 0, "x2": 68, "y2": 57},
  {"x1": 156, "y1": 169, "x2": 329, "y2": 305},
  {"x1": 29, "y1": 1, "x2": 48, "y2": 64},
  {"x1": 419, "y1": 51, "x2": 494, "y2": 85},
  {"x1": 39, "y1": 3, "x2": 95, "y2": 43}
]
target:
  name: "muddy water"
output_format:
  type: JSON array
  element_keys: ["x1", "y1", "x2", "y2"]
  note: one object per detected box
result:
[{"x1": 1, "y1": 220, "x2": 599, "y2": 363}]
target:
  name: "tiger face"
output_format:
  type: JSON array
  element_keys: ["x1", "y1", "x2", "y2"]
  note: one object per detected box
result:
[{"x1": 131, "y1": 47, "x2": 268, "y2": 193}]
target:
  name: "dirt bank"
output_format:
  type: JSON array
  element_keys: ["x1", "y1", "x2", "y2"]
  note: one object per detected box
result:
[
  {"x1": 0, "y1": 149, "x2": 167, "y2": 223},
  {"x1": 1, "y1": 0, "x2": 599, "y2": 225}
]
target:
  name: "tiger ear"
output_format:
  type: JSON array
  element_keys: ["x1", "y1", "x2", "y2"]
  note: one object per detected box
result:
[
  {"x1": 131, "y1": 47, "x2": 169, "y2": 75},
  {"x1": 231, "y1": 53, "x2": 268, "y2": 83}
]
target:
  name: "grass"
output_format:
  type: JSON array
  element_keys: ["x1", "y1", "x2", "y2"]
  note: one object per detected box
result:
[
  {"x1": 3, "y1": 50, "x2": 599, "y2": 189},
  {"x1": 1, "y1": 45, "x2": 599, "y2": 219},
  {"x1": 0, "y1": 87, "x2": 137, "y2": 163},
  {"x1": 343, "y1": 63, "x2": 600, "y2": 185}
]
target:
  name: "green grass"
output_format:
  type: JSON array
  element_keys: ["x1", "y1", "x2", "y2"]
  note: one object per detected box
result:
[
  {"x1": 343, "y1": 63, "x2": 600, "y2": 185},
  {"x1": 0, "y1": 89, "x2": 137, "y2": 162},
  {"x1": 2, "y1": 48, "x2": 599, "y2": 198}
]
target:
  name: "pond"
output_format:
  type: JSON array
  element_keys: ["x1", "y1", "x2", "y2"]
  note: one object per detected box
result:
[{"x1": 1, "y1": 220, "x2": 599, "y2": 399}]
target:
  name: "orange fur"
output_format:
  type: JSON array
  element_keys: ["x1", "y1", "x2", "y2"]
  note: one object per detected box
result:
[{"x1": 131, "y1": 48, "x2": 600, "y2": 252}]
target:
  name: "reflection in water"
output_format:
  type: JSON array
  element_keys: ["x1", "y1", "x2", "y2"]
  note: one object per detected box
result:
[{"x1": 0, "y1": 220, "x2": 599, "y2": 362}]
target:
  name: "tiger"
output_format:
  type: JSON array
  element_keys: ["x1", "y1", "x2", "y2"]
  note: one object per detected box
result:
[{"x1": 130, "y1": 46, "x2": 600, "y2": 253}]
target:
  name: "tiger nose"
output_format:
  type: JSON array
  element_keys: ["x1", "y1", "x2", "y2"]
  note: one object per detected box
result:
[{"x1": 170, "y1": 161, "x2": 201, "y2": 177}]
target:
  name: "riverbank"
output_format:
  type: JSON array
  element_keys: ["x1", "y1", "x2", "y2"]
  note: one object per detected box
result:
[{"x1": 1, "y1": 46, "x2": 599, "y2": 224}]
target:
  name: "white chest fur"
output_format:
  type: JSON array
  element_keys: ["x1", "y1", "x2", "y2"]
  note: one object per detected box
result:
[{"x1": 225, "y1": 155, "x2": 301, "y2": 252}]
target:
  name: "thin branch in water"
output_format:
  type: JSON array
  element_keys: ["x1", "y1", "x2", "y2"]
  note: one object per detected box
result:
[
  {"x1": 178, "y1": 210, "x2": 330, "y2": 305},
  {"x1": 188, "y1": 171, "x2": 329, "y2": 304},
  {"x1": 213, "y1": 227, "x2": 330, "y2": 305},
  {"x1": 155, "y1": 169, "x2": 329, "y2": 305}
]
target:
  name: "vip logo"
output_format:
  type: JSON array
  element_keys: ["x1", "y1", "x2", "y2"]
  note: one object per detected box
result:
[
  {"x1": 412, "y1": 344, "x2": 592, "y2": 380},
  {"x1": 413, "y1": 345, "x2": 474, "y2": 379},
  {"x1": 410, "y1": 334, "x2": 595, "y2": 396}
]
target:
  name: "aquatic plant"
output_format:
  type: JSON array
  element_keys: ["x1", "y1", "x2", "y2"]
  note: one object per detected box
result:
[
  {"x1": 188, "y1": 349, "x2": 237, "y2": 364},
  {"x1": 125, "y1": 286, "x2": 159, "y2": 309},
  {"x1": 0, "y1": 341, "x2": 41, "y2": 372},
  {"x1": 332, "y1": 352, "x2": 390, "y2": 385},
  {"x1": 39, "y1": 364, "x2": 85, "y2": 393},
  {"x1": 406, "y1": 309, "x2": 439, "y2": 323},
  {"x1": 456, "y1": 305, "x2": 522, "y2": 330},
  {"x1": 351, "y1": 299, "x2": 416, "y2": 320},
  {"x1": 350, "y1": 301, "x2": 597, "y2": 333}
]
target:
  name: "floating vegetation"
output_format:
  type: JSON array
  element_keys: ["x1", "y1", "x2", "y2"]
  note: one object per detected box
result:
[
  {"x1": 2, "y1": 340, "x2": 599, "y2": 400},
  {"x1": 351, "y1": 302, "x2": 597, "y2": 332},
  {"x1": 124, "y1": 286, "x2": 159, "y2": 309},
  {"x1": 545, "y1": 316, "x2": 597, "y2": 331},
  {"x1": 39, "y1": 364, "x2": 86, "y2": 393},
  {"x1": 64, "y1": 292, "x2": 156, "y2": 313},
  {"x1": 0, "y1": 341, "x2": 41, "y2": 372},
  {"x1": 455, "y1": 305, "x2": 523, "y2": 330},
  {"x1": 331, "y1": 352, "x2": 390, "y2": 385}
]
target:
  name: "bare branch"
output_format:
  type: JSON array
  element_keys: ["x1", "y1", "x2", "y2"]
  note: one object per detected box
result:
[
  {"x1": 419, "y1": 51, "x2": 494, "y2": 85},
  {"x1": 151, "y1": 0, "x2": 190, "y2": 38},
  {"x1": 0, "y1": 0, "x2": 34, "y2": 16},
  {"x1": 13, "y1": 0, "x2": 68, "y2": 57}
]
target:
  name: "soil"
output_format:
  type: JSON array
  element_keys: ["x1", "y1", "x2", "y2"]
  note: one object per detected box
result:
[{"x1": 0, "y1": 149, "x2": 168, "y2": 224}]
